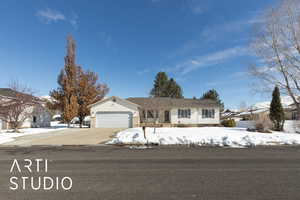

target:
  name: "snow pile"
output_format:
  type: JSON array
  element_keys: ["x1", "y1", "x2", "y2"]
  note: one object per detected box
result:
[
  {"x1": 107, "y1": 127, "x2": 300, "y2": 147},
  {"x1": 0, "y1": 124, "x2": 68, "y2": 144}
]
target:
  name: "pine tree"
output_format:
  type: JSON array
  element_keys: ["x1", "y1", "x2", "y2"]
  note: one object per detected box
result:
[
  {"x1": 165, "y1": 78, "x2": 183, "y2": 98},
  {"x1": 269, "y1": 86, "x2": 285, "y2": 131},
  {"x1": 150, "y1": 72, "x2": 169, "y2": 97},
  {"x1": 201, "y1": 89, "x2": 224, "y2": 111},
  {"x1": 150, "y1": 72, "x2": 183, "y2": 98}
]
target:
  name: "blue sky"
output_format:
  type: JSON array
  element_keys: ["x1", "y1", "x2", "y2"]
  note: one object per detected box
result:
[{"x1": 0, "y1": 0, "x2": 278, "y2": 109}]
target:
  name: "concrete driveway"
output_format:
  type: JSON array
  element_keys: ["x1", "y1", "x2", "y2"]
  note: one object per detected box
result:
[{"x1": 1, "y1": 128, "x2": 122, "y2": 146}]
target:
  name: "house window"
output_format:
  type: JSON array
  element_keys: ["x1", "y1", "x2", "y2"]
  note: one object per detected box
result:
[
  {"x1": 202, "y1": 109, "x2": 215, "y2": 119},
  {"x1": 178, "y1": 109, "x2": 191, "y2": 118},
  {"x1": 292, "y1": 111, "x2": 299, "y2": 120},
  {"x1": 146, "y1": 110, "x2": 158, "y2": 119},
  {"x1": 33, "y1": 116, "x2": 37, "y2": 123}
]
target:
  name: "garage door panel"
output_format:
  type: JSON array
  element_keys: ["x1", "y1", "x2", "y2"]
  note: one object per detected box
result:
[{"x1": 96, "y1": 112, "x2": 132, "y2": 128}]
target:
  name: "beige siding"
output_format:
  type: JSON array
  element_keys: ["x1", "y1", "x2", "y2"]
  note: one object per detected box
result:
[
  {"x1": 91, "y1": 101, "x2": 138, "y2": 115},
  {"x1": 170, "y1": 107, "x2": 220, "y2": 125},
  {"x1": 171, "y1": 108, "x2": 198, "y2": 124},
  {"x1": 132, "y1": 116, "x2": 140, "y2": 127},
  {"x1": 90, "y1": 97, "x2": 220, "y2": 127},
  {"x1": 198, "y1": 107, "x2": 220, "y2": 124},
  {"x1": 90, "y1": 100, "x2": 139, "y2": 128},
  {"x1": 90, "y1": 117, "x2": 96, "y2": 128}
]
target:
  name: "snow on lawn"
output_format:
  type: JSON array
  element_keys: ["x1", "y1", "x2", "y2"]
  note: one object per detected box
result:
[
  {"x1": 0, "y1": 122, "x2": 68, "y2": 144},
  {"x1": 107, "y1": 127, "x2": 300, "y2": 148}
]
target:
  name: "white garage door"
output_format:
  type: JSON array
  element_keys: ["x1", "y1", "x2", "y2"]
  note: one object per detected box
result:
[{"x1": 96, "y1": 112, "x2": 132, "y2": 128}]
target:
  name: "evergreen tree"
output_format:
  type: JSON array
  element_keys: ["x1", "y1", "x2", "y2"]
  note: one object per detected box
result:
[
  {"x1": 165, "y1": 78, "x2": 183, "y2": 98},
  {"x1": 269, "y1": 86, "x2": 285, "y2": 131},
  {"x1": 201, "y1": 89, "x2": 224, "y2": 111},
  {"x1": 150, "y1": 72, "x2": 183, "y2": 98},
  {"x1": 150, "y1": 72, "x2": 169, "y2": 97}
]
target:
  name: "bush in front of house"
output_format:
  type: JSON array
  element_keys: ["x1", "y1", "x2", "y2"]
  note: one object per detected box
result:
[
  {"x1": 254, "y1": 115, "x2": 272, "y2": 133},
  {"x1": 221, "y1": 119, "x2": 236, "y2": 127}
]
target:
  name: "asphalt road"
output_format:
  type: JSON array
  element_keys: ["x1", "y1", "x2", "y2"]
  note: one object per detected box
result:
[{"x1": 0, "y1": 146, "x2": 300, "y2": 200}]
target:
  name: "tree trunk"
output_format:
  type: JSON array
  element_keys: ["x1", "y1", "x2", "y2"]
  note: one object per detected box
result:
[
  {"x1": 79, "y1": 116, "x2": 84, "y2": 128},
  {"x1": 281, "y1": 119, "x2": 285, "y2": 131},
  {"x1": 11, "y1": 122, "x2": 19, "y2": 133},
  {"x1": 296, "y1": 106, "x2": 300, "y2": 120}
]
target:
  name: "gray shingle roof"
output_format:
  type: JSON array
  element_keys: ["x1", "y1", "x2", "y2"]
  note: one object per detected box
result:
[
  {"x1": 0, "y1": 88, "x2": 22, "y2": 98},
  {"x1": 0, "y1": 88, "x2": 40, "y2": 101},
  {"x1": 126, "y1": 97, "x2": 219, "y2": 110}
]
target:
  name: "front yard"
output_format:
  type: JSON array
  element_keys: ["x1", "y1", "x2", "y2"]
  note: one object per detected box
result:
[
  {"x1": 0, "y1": 122, "x2": 68, "y2": 144},
  {"x1": 107, "y1": 127, "x2": 300, "y2": 147}
]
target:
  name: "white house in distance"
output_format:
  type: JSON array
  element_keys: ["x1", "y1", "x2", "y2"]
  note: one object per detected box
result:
[
  {"x1": 226, "y1": 96, "x2": 298, "y2": 121},
  {"x1": 89, "y1": 96, "x2": 220, "y2": 128},
  {"x1": 0, "y1": 88, "x2": 51, "y2": 130}
]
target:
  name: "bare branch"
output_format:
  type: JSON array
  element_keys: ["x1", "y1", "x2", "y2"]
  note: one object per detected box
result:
[
  {"x1": 0, "y1": 80, "x2": 37, "y2": 131},
  {"x1": 250, "y1": 0, "x2": 300, "y2": 118}
]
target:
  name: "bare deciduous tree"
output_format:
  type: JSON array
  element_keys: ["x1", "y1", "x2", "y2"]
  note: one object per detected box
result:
[
  {"x1": 0, "y1": 81, "x2": 37, "y2": 132},
  {"x1": 250, "y1": 0, "x2": 300, "y2": 119}
]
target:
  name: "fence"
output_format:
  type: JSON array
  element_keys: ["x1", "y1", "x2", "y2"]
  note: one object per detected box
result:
[{"x1": 236, "y1": 120, "x2": 300, "y2": 133}]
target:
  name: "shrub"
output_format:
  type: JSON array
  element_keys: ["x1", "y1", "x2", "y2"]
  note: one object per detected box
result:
[
  {"x1": 269, "y1": 86, "x2": 285, "y2": 131},
  {"x1": 255, "y1": 115, "x2": 272, "y2": 133},
  {"x1": 221, "y1": 119, "x2": 236, "y2": 127},
  {"x1": 177, "y1": 124, "x2": 189, "y2": 128}
]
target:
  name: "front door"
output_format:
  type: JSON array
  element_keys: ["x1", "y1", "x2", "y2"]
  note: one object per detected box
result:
[{"x1": 164, "y1": 111, "x2": 170, "y2": 123}]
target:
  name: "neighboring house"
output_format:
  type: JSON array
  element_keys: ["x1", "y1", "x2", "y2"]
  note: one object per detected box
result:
[
  {"x1": 89, "y1": 96, "x2": 220, "y2": 128},
  {"x1": 40, "y1": 95, "x2": 62, "y2": 121},
  {"x1": 234, "y1": 107, "x2": 297, "y2": 121},
  {"x1": 235, "y1": 108, "x2": 269, "y2": 121},
  {"x1": 0, "y1": 88, "x2": 51, "y2": 130},
  {"x1": 221, "y1": 109, "x2": 242, "y2": 121},
  {"x1": 230, "y1": 96, "x2": 299, "y2": 122},
  {"x1": 287, "y1": 103, "x2": 300, "y2": 120}
]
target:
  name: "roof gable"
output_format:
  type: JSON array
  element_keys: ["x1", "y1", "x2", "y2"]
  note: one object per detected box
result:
[
  {"x1": 89, "y1": 96, "x2": 140, "y2": 109},
  {"x1": 0, "y1": 88, "x2": 24, "y2": 98}
]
